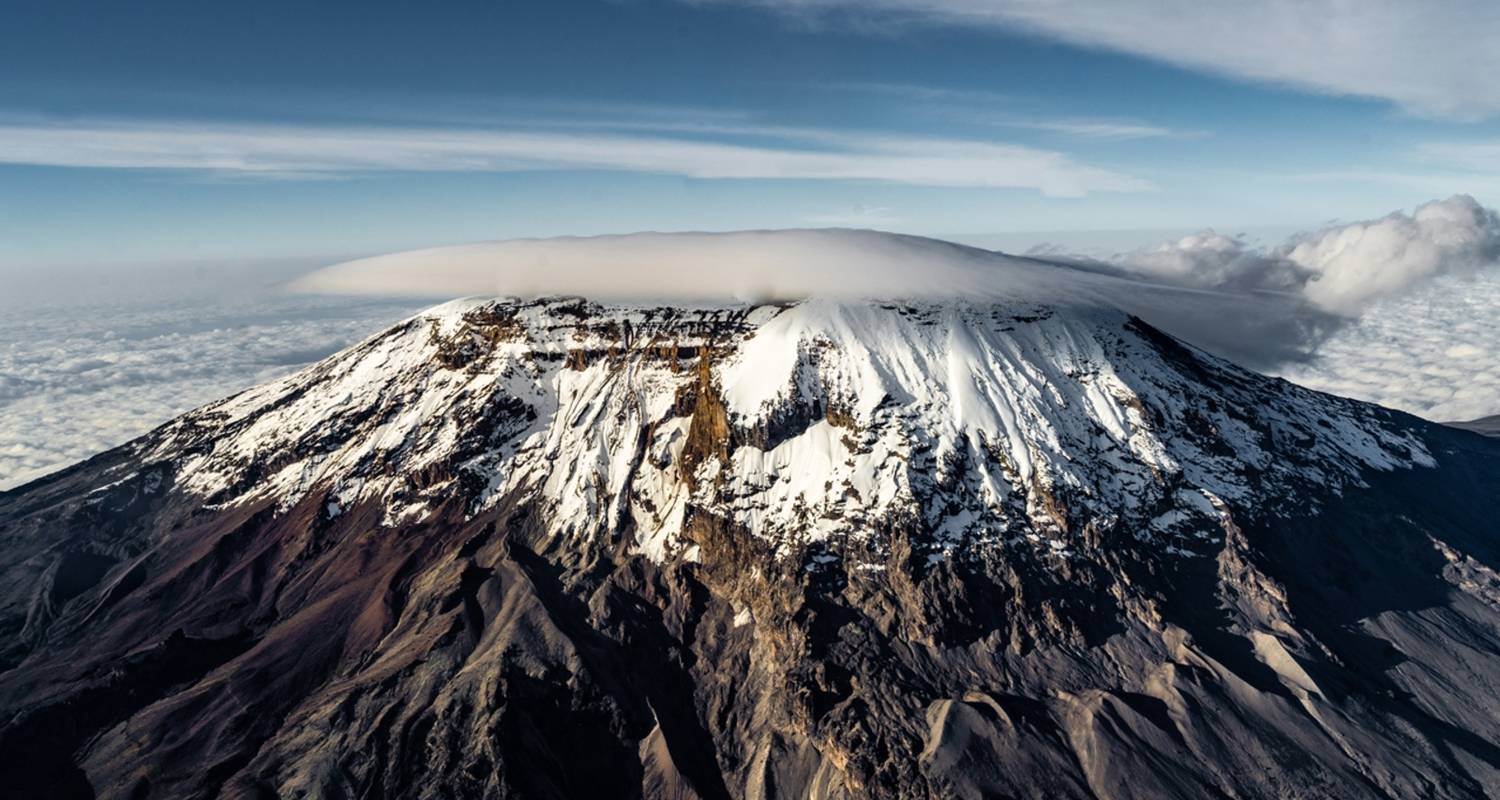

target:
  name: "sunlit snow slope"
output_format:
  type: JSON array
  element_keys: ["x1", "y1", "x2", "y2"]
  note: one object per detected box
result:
[{"x1": 135, "y1": 296, "x2": 1430, "y2": 570}]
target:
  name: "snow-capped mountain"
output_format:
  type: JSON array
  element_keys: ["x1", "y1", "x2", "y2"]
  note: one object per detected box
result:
[
  {"x1": 2, "y1": 292, "x2": 1498, "y2": 799},
  {"x1": 145, "y1": 297, "x2": 1428, "y2": 564}
]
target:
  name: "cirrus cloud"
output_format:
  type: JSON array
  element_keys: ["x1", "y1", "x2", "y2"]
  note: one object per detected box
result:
[
  {"x1": 0, "y1": 116, "x2": 1148, "y2": 197},
  {"x1": 707, "y1": 0, "x2": 1500, "y2": 120}
]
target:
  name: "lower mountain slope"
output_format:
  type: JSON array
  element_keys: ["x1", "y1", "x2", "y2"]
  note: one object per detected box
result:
[{"x1": 1, "y1": 297, "x2": 1498, "y2": 800}]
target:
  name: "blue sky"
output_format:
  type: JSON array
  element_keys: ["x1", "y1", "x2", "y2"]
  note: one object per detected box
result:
[{"x1": 4, "y1": 0, "x2": 1500, "y2": 270}]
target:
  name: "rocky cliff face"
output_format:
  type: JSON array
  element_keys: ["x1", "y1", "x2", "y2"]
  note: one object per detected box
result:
[{"x1": 2, "y1": 297, "x2": 1498, "y2": 800}]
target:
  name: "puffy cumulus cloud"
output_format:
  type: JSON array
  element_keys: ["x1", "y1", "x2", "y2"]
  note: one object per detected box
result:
[
  {"x1": 1275, "y1": 271, "x2": 1500, "y2": 423},
  {"x1": 1288, "y1": 195, "x2": 1500, "y2": 313},
  {"x1": 1116, "y1": 196, "x2": 1500, "y2": 315},
  {"x1": 1110, "y1": 198, "x2": 1500, "y2": 420},
  {"x1": 707, "y1": 0, "x2": 1500, "y2": 120},
  {"x1": 0, "y1": 295, "x2": 424, "y2": 490},
  {"x1": 1120, "y1": 232, "x2": 1307, "y2": 294}
]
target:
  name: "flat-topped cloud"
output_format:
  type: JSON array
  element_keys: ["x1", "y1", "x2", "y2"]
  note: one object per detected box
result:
[
  {"x1": 290, "y1": 196, "x2": 1500, "y2": 381},
  {"x1": 288, "y1": 227, "x2": 1335, "y2": 368},
  {"x1": 291, "y1": 229, "x2": 1092, "y2": 303}
]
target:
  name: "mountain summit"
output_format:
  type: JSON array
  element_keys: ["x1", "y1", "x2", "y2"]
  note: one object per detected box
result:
[{"x1": 2, "y1": 295, "x2": 1498, "y2": 799}]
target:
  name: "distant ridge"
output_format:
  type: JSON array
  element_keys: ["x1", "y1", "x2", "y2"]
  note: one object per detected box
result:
[{"x1": 1450, "y1": 414, "x2": 1500, "y2": 437}]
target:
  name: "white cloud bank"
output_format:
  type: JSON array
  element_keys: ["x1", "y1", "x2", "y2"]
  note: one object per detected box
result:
[
  {"x1": 0, "y1": 294, "x2": 424, "y2": 490},
  {"x1": 0, "y1": 118, "x2": 1146, "y2": 197},
  {"x1": 1104, "y1": 195, "x2": 1500, "y2": 420},
  {"x1": 712, "y1": 0, "x2": 1500, "y2": 119},
  {"x1": 1276, "y1": 271, "x2": 1500, "y2": 422},
  {"x1": 1119, "y1": 195, "x2": 1500, "y2": 315}
]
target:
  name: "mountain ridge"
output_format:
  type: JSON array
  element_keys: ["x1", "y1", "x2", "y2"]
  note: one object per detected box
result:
[
  {"x1": 1, "y1": 295, "x2": 1498, "y2": 799},
  {"x1": 1451, "y1": 414, "x2": 1500, "y2": 437}
]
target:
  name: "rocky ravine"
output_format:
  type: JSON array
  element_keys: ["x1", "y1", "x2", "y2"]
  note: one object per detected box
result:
[{"x1": 1, "y1": 297, "x2": 1498, "y2": 800}]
